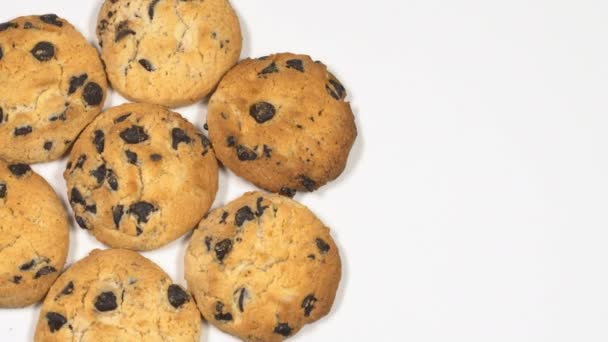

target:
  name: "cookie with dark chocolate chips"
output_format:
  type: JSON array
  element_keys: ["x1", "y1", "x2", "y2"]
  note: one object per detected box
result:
[
  {"x1": 0, "y1": 15, "x2": 107, "y2": 163},
  {"x1": 208, "y1": 53, "x2": 357, "y2": 193},
  {"x1": 64, "y1": 103, "x2": 218, "y2": 251},
  {"x1": 0, "y1": 159, "x2": 68, "y2": 308},
  {"x1": 97, "y1": 0, "x2": 242, "y2": 107},
  {"x1": 35, "y1": 249, "x2": 201, "y2": 341},
  {"x1": 186, "y1": 191, "x2": 342, "y2": 342}
]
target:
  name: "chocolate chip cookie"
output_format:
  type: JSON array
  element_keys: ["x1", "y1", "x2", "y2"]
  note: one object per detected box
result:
[
  {"x1": 35, "y1": 249, "x2": 201, "y2": 341},
  {"x1": 0, "y1": 159, "x2": 69, "y2": 307},
  {"x1": 0, "y1": 15, "x2": 107, "y2": 163},
  {"x1": 185, "y1": 191, "x2": 342, "y2": 341},
  {"x1": 97, "y1": 0, "x2": 242, "y2": 107},
  {"x1": 64, "y1": 103, "x2": 218, "y2": 251},
  {"x1": 207, "y1": 53, "x2": 357, "y2": 195}
]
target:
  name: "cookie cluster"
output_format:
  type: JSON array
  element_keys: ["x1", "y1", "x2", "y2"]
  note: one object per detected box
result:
[{"x1": 0, "y1": 2, "x2": 357, "y2": 341}]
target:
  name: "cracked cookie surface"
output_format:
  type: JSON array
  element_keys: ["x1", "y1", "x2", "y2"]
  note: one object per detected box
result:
[
  {"x1": 185, "y1": 191, "x2": 341, "y2": 342},
  {"x1": 97, "y1": 0, "x2": 242, "y2": 107},
  {"x1": 207, "y1": 53, "x2": 357, "y2": 195},
  {"x1": 35, "y1": 249, "x2": 201, "y2": 341},
  {"x1": 0, "y1": 159, "x2": 69, "y2": 307},
  {"x1": 0, "y1": 15, "x2": 107, "y2": 163},
  {"x1": 64, "y1": 103, "x2": 218, "y2": 250}
]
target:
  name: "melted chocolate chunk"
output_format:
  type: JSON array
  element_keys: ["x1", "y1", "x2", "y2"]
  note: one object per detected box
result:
[
  {"x1": 20, "y1": 259, "x2": 36, "y2": 271},
  {"x1": 31, "y1": 41, "x2": 55, "y2": 61},
  {"x1": 316, "y1": 238, "x2": 330, "y2": 254},
  {"x1": 150, "y1": 153, "x2": 162, "y2": 161},
  {"x1": 204, "y1": 236, "x2": 212, "y2": 251},
  {"x1": 236, "y1": 145, "x2": 258, "y2": 161},
  {"x1": 14, "y1": 126, "x2": 33, "y2": 136},
  {"x1": 112, "y1": 205, "x2": 124, "y2": 228},
  {"x1": 167, "y1": 284, "x2": 189, "y2": 308},
  {"x1": 35, "y1": 266, "x2": 57, "y2": 279},
  {"x1": 138, "y1": 58, "x2": 155, "y2": 71},
  {"x1": 120, "y1": 125, "x2": 149, "y2": 144},
  {"x1": 235, "y1": 206, "x2": 255, "y2": 226},
  {"x1": 114, "y1": 113, "x2": 131, "y2": 123},
  {"x1": 214, "y1": 239, "x2": 233, "y2": 262},
  {"x1": 274, "y1": 323, "x2": 292, "y2": 337},
  {"x1": 107, "y1": 170, "x2": 118, "y2": 191},
  {"x1": 40, "y1": 14, "x2": 63, "y2": 27},
  {"x1": 115, "y1": 21, "x2": 136, "y2": 42},
  {"x1": 125, "y1": 150, "x2": 138, "y2": 164},
  {"x1": 302, "y1": 294, "x2": 317, "y2": 317},
  {"x1": 149, "y1": 0, "x2": 161, "y2": 20},
  {"x1": 171, "y1": 128, "x2": 192, "y2": 150},
  {"x1": 255, "y1": 197, "x2": 268, "y2": 216},
  {"x1": 258, "y1": 62, "x2": 278, "y2": 76},
  {"x1": 0, "y1": 183, "x2": 6, "y2": 198},
  {"x1": 90, "y1": 164, "x2": 107, "y2": 184},
  {"x1": 44, "y1": 141, "x2": 53, "y2": 151},
  {"x1": 74, "y1": 155, "x2": 87, "y2": 169},
  {"x1": 128, "y1": 202, "x2": 157, "y2": 223},
  {"x1": 93, "y1": 130, "x2": 105, "y2": 153},
  {"x1": 95, "y1": 291, "x2": 117, "y2": 312},
  {"x1": 249, "y1": 102, "x2": 276, "y2": 124},
  {"x1": 83, "y1": 82, "x2": 104, "y2": 106},
  {"x1": 60, "y1": 281, "x2": 74, "y2": 296},
  {"x1": 286, "y1": 59, "x2": 304, "y2": 72},
  {"x1": 299, "y1": 175, "x2": 317, "y2": 192},
  {"x1": 75, "y1": 216, "x2": 88, "y2": 229},
  {"x1": 0, "y1": 22, "x2": 18, "y2": 31},
  {"x1": 279, "y1": 187, "x2": 296, "y2": 198},
  {"x1": 9, "y1": 164, "x2": 31, "y2": 177},
  {"x1": 68, "y1": 74, "x2": 88, "y2": 94},
  {"x1": 46, "y1": 312, "x2": 67, "y2": 332}
]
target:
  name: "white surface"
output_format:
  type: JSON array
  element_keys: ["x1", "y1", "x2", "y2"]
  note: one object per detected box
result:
[{"x1": 1, "y1": 0, "x2": 608, "y2": 341}]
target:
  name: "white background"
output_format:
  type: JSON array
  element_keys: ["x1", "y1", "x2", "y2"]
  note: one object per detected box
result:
[{"x1": 1, "y1": 0, "x2": 608, "y2": 341}]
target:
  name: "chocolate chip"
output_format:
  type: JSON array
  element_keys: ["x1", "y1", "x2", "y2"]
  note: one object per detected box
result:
[
  {"x1": 0, "y1": 22, "x2": 18, "y2": 31},
  {"x1": 20, "y1": 259, "x2": 35, "y2": 271},
  {"x1": 263, "y1": 145, "x2": 272, "y2": 158},
  {"x1": 40, "y1": 14, "x2": 63, "y2": 27},
  {"x1": 68, "y1": 74, "x2": 88, "y2": 94},
  {"x1": 167, "y1": 284, "x2": 189, "y2": 308},
  {"x1": 326, "y1": 85, "x2": 340, "y2": 100},
  {"x1": 249, "y1": 102, "x2": 276, "y2": 123},
  {"x1": 299, "y1": 175, "x2": 317, "y2": 191},
  {"x1": 83, "y1": 82, "x2": 104, "y2": 106},
  {"x1": 258, "y1": 62, "x2": 278, "y2": 76},
  {"x1": 302, "y1": 294, "x2": 317, "y2": 317},
  {"x1": 93, "y1": 130, "x2": 105, "y2": 153},
  {"x1": 85, "y1": 204, "x2": 97, "y2": 214},
  {"x1": 74, "y1": 155, "x2": 87, "y2": 169},
  {"x1": 44, "y1": 141, "x2": 53, "y2": 150},
  {"x1": 214, "y1": 302, "x2": 233, "y2": 321},
  {"x1": 12, "y1": 276, "x2": 22, "y2": 284},
  {"x1": 329, "y1": 78, "x2": 347, "y2": 99},
  {"x1": 60, "y1": 281, "x2": 74, "y2": 296},
  {"x1": 227, "y1": 136, "x2": 236, "y2": 147},
  {"x1": 90, "y1": 164, "x2": 107, "y2": 184},
  {"x1": 129, "y1": 202, "x2": 157, "y2": 223},
  {"x1": 31, "y1": 41, "x2": 55, "y2": 61},
  {"x1": 150, "y1": 154, "x2": 162, "y2": 161},
  {"x1": 138, "y1": 59, "x2": 155, "y2": 71},
  {"x1": 235, "y1": 206, "x2": 255, "y2": 226},
  {"x1": 95, "y1": 291, "x2": 117, "y2": 312},
  {"x1": 255, "y1": 197, "x2": 268, "y2": 217},
  {"x1": 23, "y1": 22, "x2": 33, "y2": 29},
  {"x1": 214, "y1": 239, "x2": 233, "y2": 262},
  {"x1": 46, "y1": 312, "x2": 67, "y2": 332},
  {"x1": 114, "y1": 113, "x2": 131, "y2": 123},
  {"x1": 107, "y1": 170, "x2": 118, "y2": 191},
  {"x1": 35, "y1": 266, "x2": 57, "y2": 279},
  {"x1": 236, "y1": 145, "x2": 257, "y2": 161},
  {"x1": 0, "y1": 107, "x2": 3, "y2": 122},
  {"x1": 49, "y1": 111, "x2": 67, "y2": 122},
  {"x1": 204, "y1": 236, "x2": 212, "y2": 251},
  {"x1": 149, "y1": 0, "x2": 161, "y2": 19},
  {"x1": 136, "y1": 226, "x2": 143, "y2": 236},
  {"x1": 9, "y1": 164, "x2": 30, "y2": 177},
  {"x1": 316, "y1": 238, "x2": 330, "y2": 254},
  {"x1": 274, "y1": 323, "x2": 292, "y2": 337},
  {"x1": 279, "y1": 187, "x2": 296, "y2": 198},
  {"x1": 125, "y1": 150, "x2": 138, "y2": 164},
  {"x1": 0, "y1": 183, "x2": 6, "y2": 198},
  {"x1": 112, "y1": 205, "x2": 124, "y2": 228},
  {"x1": 197, "y1": 133, "x2": 212, "y2": 156},
  {"x1": 219, "y1": 211, "x2": 229, "y2": 224},
  {"x1": 14, "y1": 126, "x2": 33, "y2": 136},
  {"x1": 286, "y1": 59, "x2": 304, "y2": 72},
  {"x1": 120, "y1": 125, "x2": 149, "y2": 144},
  {"x1": 171, "y1": 128, "x2": 192, "y2": 150},
  {"x1": 236, "y1": 287, "x2": 247, "y2": 312},
  {"x1": 115, "y1": 21, "x2": 136, "y2": 42},
  {"x1": 75, "y1": 216, "x2": 88, "y2": 229}
]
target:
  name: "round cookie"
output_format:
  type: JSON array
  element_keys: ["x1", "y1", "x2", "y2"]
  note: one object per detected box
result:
[
  {"x1": 207, "y1": 53, "x2": 357, "y2": 195},
  {"x1": 185, "y1": 191, "x2": 342, "y2": 341},
  {"x1": 35, "y1": 249, "x2": 201, "y2": 341},
  {"x1": 0, "y1": 159, "x2": 69, "y2": 307},
  {"x1": 64, "y1": 103, "x2": 218, "y2": 251},
  {"x1": 96, "y1": 0, "x2": 242, "y2": 108},
  {"x1": 0, "y1": 15, "x2": 107, "y2": 163}
]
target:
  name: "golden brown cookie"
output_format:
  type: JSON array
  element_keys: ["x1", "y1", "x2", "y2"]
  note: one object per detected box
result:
[
  {"x1": 97, "y1": 0, "x2": 242, "y2": 107},
  {"x1": 35, "y1": 249, "x2": 201, "y2": 341},
  {"x1": 0, "y1": 159, "x2": 69, "y2": 307},
  {"x1": 185, "y1": 191, "x2": 341, "y2": 341},
  {"x1": 64, "y1": 103, "x2": 218, "y2": 251},
  {"x1": 207, "y1": 53, "x2": 357, "y2": 196},
  {"x1": 0, "y1": 15, "x2": 107, "y2": 163}
]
